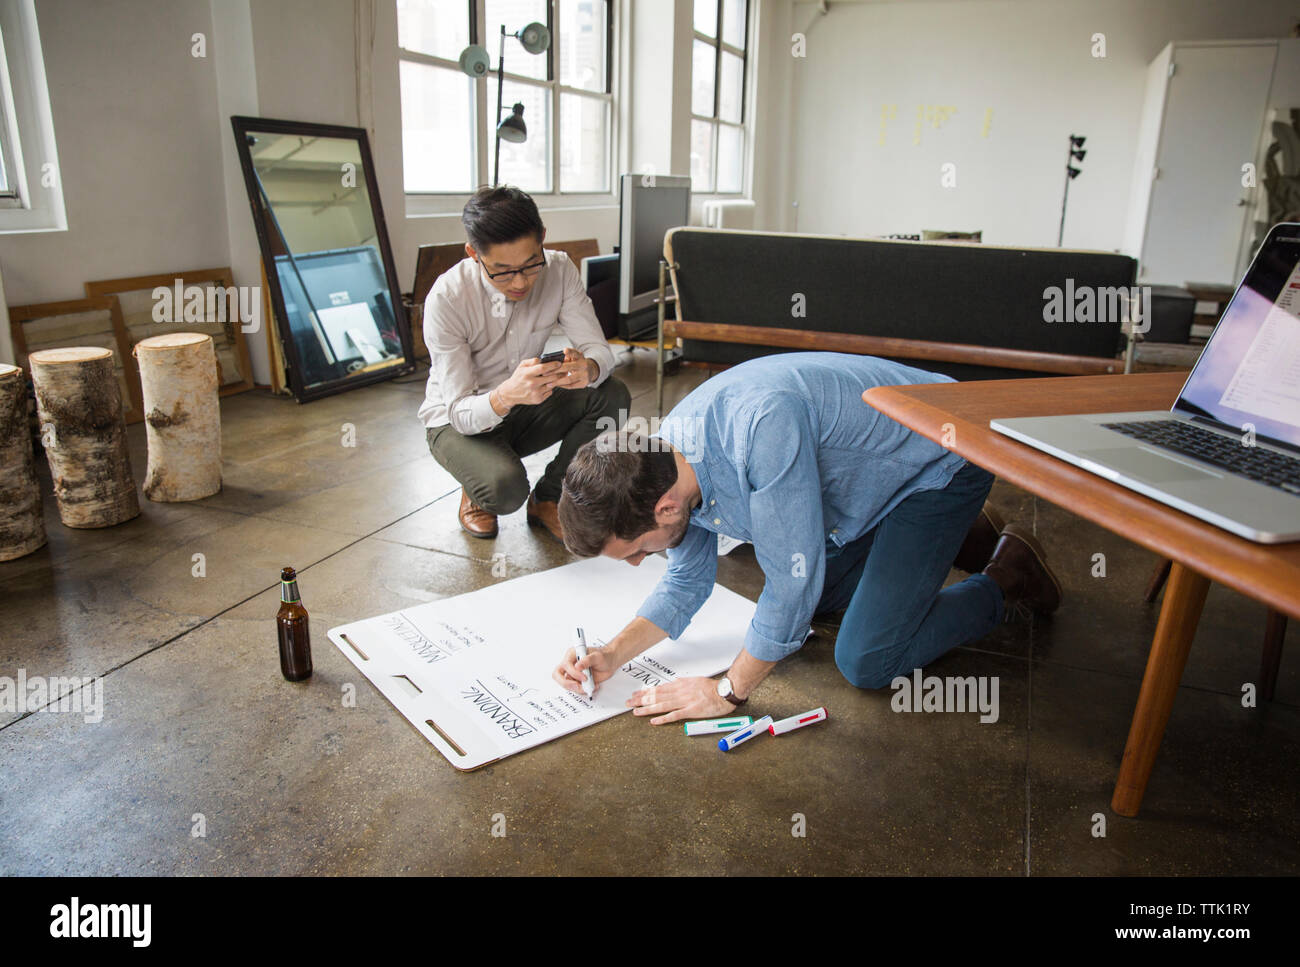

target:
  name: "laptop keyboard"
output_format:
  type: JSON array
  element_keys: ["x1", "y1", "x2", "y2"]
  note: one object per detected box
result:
[{"x1": 1102, "y1": 420, "x2": 1300, "y2": 495}]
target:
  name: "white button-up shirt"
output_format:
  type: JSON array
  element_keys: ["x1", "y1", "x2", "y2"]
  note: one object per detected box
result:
[{"x1": 417, "y1": 249, "x2": 617, "y2": 434}]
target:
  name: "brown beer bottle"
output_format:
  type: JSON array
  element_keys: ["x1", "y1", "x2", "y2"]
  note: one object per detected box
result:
[{"x1": 277, "y1": 566, "x2": 312, "y2": 681}]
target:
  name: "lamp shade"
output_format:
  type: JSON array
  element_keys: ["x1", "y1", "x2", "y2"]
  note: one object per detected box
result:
[
  {"x1": 497, "y1": 103, "x2": 527, "y2": 143},
  {"x1": 516, "y1": 22, "x2": 550, "y2": 54},
  {"x1": 458, "y1": 45, "x2": 490, "y2": 77}
]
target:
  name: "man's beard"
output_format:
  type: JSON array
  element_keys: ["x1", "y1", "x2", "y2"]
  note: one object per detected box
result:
[{"x1": 665, "y1": 513, "x2": 691, "y2": 549}]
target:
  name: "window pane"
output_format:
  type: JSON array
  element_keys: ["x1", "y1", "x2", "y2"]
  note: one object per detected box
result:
[
  {"x1": 486, "y1": 0, "x2": 550, "y2": 81},
  {"x1": 694, "y1": 0, "x2": 717, "y2": 37},
  {"x1": 490, "y1": 81, "x2": 551, "y2": 191},
  {"x1": 721, "y1": 0, "x2": 746, "y2": 48},
  {"x1": 396, "y1": 0, "x2": 470, "y2": 61},
  {"x1": 559, "y1": 0, "x2": 607, "y2": 92},
  {"x1": 690, "y1": 119, "x2": 715, "y2": 193},
  {"x1": 692, "y1": 40, "x2": 716, "y2": 116},
  {"x1": 717, "y1": 123, "x2": 743, "y2": 193},
  {"x1": 719, "y1": 51, "x2": 743, "y2": 123},
  {"x1": 560, "y1": 93, "x2": 608, "y2": 192},
  {"x1": 400, "y1": 61, "x2": 476, "y2": 192}
]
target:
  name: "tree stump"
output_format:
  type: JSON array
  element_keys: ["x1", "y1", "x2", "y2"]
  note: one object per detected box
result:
[
  {"x1": 0, "y1": 363, "x2": 47, "y2": 559},
  {"x1": 29, "y1": 347, "x2": 140, "y2": 528},
  {"x1": 134, "y1": 332, "x2": 222, "y2": 501}
]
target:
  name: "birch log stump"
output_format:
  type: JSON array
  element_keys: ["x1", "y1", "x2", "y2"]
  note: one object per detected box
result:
[
  {"x1": 30, "y1": 347, "x2": 140, "y2": 528},
  {"x1": 0, "y1": 363, "x2": 47, "y2": 559},
  {"x1": 135, "y1": 332, "x2": 222, "y2": 501}
]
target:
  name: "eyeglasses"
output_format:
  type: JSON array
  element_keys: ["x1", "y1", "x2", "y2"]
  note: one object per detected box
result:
[{"x1": 479, "y1": 256, "x2": 546, "y2": 282}]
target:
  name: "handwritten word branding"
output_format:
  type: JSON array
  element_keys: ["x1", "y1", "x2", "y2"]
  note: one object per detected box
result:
[
  {"x1": 0, "y1": 671, "x2": 103, "y2": 723},
  {"x1": 49, "y1": 898, "x2": 151, "y2": 947},
  {"x1": 889, "y1": 670, "x2": 1000, "y2": 724},
  {"x1": 461, "y1": 680, "x2": 535, "y2": 740}
]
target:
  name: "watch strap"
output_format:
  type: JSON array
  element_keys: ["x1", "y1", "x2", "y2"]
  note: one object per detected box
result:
[{"x1": 719, "y1": 677, "x2": 747, "y2": 707}]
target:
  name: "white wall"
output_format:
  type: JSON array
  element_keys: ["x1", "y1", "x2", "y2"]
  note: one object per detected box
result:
[
  {"x1": 0, "y1": 0, "x2": 228, "y2": 304},
  {"x1": 754, "y1": 0, "x2": 1299, "y2": 249}
]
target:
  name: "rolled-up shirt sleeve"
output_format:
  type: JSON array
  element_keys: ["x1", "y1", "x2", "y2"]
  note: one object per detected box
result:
[
  {"x1": 742, "y1": 404, "x2": 827, "y2": 662},
  {"x1": 555, "y1": 256, "x2": 615, "y2": 386},
  {"x1": 425, "y1": 286, "x2": 503, "y2": 436},
  {"x1": 635, "y1": 521, "x2": 719, "y2": 638}
]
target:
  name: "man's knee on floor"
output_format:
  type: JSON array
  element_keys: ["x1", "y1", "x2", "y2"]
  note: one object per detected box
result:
[
  {"x1": 835, "y1": 643, "x2": 912, "y2": 691},
  {"x1": 470, "y1": 469, "x2": 530, "y2": 515}
]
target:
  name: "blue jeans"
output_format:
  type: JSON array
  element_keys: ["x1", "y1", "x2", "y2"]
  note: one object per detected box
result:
[{"x1": 819, "y1": 461, "x2": 1003, "y2": 689}]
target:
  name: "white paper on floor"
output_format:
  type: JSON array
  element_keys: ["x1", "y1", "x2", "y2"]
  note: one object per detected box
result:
[{"x1": 327, "y1": 555, "x2": 757, "y2": 770}]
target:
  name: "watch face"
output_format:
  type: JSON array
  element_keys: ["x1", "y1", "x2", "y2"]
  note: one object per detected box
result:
[{"x1": 717, "y1": 677, "x2": 732, "y2": 698}]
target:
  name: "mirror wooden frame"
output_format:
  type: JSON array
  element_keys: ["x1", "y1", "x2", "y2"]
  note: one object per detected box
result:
[{"x1": 230, "y1": 116, "x2": 415, "y2": 402}]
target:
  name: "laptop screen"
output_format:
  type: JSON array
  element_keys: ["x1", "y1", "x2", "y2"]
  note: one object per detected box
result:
[{"x1": 1174, "y1": 223, "x2": 1300, "y2": 452}]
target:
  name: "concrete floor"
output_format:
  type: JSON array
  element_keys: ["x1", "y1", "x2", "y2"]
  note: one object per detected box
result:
[{"x1": 1, "y1": 349, "x2": 1297, "y2": 875}]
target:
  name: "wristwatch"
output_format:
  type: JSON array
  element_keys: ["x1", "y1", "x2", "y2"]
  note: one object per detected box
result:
[{"x1": 716, "y1": 676, "x2": 747, "y2": 707}]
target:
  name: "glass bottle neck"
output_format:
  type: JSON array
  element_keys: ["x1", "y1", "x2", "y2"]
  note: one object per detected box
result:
[{"x1": 280, "y1": 579, "x2": 301, "y2": 604}]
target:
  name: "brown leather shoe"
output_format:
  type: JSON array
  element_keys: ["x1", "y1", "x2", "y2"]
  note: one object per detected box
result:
[
  {"x1": 982, "y1": 522, "x2": 1062, "y2": 614},
  {"x1": 458, "y1": 489, "x2": 498, "y2": 539},
  {"x1": 953, "y1": 501, "x2": 1006, "y2": 573},
  {"x1": 526, "y1": 492, "x2": 565, "y2": 544}
]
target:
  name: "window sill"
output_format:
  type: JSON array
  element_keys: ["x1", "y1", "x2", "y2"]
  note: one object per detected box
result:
[
  {"x1": 0, "y1": 204, "x2": 67, "y2": 234},
  {"x1": 404, "y1": 192, "x2": 618, "y2": 219}
]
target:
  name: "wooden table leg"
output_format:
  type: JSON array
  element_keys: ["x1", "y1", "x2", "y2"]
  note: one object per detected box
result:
[
  {"x1": 1143, "y1": 558, "x2": 1171, "y2": 603},
  {"x1": 1111, "y1": 561, "x2": 1211, "y2": 817}
]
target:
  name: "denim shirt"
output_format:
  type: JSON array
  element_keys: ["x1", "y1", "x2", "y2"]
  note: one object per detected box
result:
[{"x1": 635, "y1": 352, "x2": 967, "y2": 662}]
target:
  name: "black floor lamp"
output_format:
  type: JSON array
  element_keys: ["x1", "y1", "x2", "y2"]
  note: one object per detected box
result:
[
  {"x1": 458, "y1": 22, "x2": 550, "y2": 187},
  {"x1": 1058, "y1": 134, "x2": 1086, "y2": 246}
]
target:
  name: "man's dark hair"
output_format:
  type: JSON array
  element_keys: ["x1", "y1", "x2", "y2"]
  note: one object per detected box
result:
[
  {"x1": 461, "y1": 185, "x2": 544, "y2": 253},
  {"x1": 559, "y1": 431, "x2": 678, "y2": 557}
]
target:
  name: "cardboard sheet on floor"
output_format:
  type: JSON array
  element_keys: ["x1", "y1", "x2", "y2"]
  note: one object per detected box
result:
[{"x1": 327, "y1": 556, "x2": 757, "y2": 770}]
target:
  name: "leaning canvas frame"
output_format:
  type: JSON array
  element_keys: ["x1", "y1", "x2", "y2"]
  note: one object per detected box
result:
[
  {"x1": 84, "y1": 267, "x2": 255, "y2": 399},
  {"x1": 230, "y1": 115, "x2": 416, "y2": 402},
  {"x1": 8, "y1": 295, "x2": 144, "y2": 424}
]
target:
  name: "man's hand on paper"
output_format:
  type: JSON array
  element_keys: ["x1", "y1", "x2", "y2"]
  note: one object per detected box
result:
[
  {"x1": 553, "y1": 643, "x2": 618, "y2": 696},
  {"x1": 628, "y1": 676, "x2": 733, "y2": 725}
]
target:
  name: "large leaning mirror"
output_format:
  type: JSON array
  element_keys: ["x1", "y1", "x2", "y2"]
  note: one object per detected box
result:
[{"x1": 231, "y1": 116, "x2": 414, "y2": 401}]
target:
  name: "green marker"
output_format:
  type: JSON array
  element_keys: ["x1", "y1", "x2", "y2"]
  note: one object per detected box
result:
[{"x1": 684, "y1": 715, "x2": 754, "y2": 737}]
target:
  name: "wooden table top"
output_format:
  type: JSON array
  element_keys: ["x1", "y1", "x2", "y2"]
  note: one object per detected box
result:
[{"x1": 863, "y1": 372, "x2": 1300, "y2": 621}]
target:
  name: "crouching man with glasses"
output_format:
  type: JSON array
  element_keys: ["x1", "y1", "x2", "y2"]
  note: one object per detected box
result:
[{"x1": 419, "y1": 185, "x2": 630, "y2": 543}]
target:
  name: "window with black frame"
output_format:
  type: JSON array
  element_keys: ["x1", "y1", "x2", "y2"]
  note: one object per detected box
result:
[
  {"x1": 690, "y1": 0, "x2": 748, "y2": 195},
  {"x1": 397, "y1": 0, "x2": 613, "y2": 195}
]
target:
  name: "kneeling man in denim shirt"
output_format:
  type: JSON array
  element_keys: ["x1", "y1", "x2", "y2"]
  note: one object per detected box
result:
[{"x1": 551, "y1": 352, "x2": 1060, "y2": 723}]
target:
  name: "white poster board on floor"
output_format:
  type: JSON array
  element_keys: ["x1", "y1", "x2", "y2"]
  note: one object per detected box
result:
[{"x1": 327, "y1": 556, "x2": 756, "y2": 770}]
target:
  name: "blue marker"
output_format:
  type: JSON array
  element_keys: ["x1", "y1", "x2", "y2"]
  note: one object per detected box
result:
[{"x1": 718, "y1": 715, "x2": 774, "y2": 751}]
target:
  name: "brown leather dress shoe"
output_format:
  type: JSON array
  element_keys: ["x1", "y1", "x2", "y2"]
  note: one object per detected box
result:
[
  {"x1": 982, "y1": 522, "x2": 1062, "y2": 614},
  {"x1": 526, "y1": 492, "x2": 565, "y2": 544},
  {"x1": 458, "y1": 489, "x2": 498, "y2": 539},
  {"x1": 953, "y1": 501, "x2": 1006, "y2": 573}
]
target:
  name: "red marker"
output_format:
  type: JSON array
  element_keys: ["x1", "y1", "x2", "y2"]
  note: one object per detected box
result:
[{"x1": 769, "y1": 707, "x2": 828, "y2": 736}]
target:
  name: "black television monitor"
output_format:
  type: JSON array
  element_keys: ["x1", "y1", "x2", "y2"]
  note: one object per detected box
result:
[{"x1": 618, "y1": 173, "x2": 691, "y2": 315}]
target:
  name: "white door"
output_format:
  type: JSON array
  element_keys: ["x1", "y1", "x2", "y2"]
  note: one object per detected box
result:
[{"x1": 1141, "y1": 44, "x2": 1276, "y2": 286}]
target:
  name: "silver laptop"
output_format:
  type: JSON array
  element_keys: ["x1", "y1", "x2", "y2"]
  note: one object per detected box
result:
[{"x1": 990, "y1": 222, "x2": 1300, "y2": 543}]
